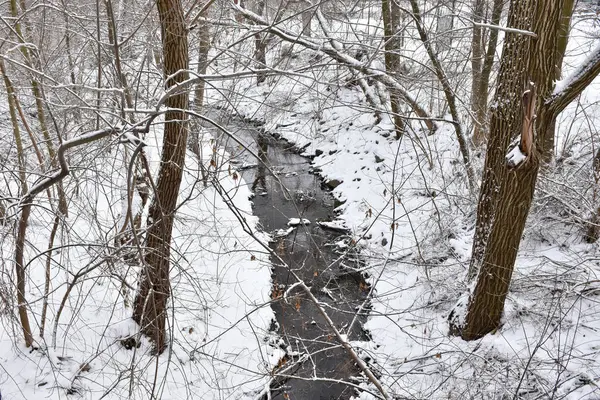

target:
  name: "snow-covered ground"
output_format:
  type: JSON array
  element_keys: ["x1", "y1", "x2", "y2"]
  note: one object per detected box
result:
[
  {"x1": 0, "y1": 128, "x2": 276, "y2": 399},
  {"x1": 203, "y1": 10, "x2": 600, "y2": 400}
]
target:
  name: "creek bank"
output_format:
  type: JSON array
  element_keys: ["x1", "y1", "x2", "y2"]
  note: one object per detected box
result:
[{"x1": 206, "y1": 112, "x2": 375, "y2": 400}]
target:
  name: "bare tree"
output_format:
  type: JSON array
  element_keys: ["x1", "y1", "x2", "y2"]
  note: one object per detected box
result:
[
  {"x1": 0, "y1": 59, "x2": 34, "y2": 348},
  {"x1": 132, "y1": 0, "x2": 190, "y2": 353},
  {"x1": 452, "y1": 0, "x2": 600, "y2": 340}
]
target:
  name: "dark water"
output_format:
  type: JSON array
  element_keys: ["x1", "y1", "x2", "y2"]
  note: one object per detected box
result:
[{"x1": 209, "y1": 115, "x2": 370, "y2": 400}]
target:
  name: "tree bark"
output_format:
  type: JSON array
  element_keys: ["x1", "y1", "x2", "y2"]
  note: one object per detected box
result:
[
  {"x1": 132, "y1": 0, "x2": 189, "y2": 354},
  {"x1": 254, "y1": 0, "x2": 267, "y2": 85},
  {"x1": 301, "y1": 1, "x2": 311, "y2": 37},
  {"x1": 470, "y1": 0, "x2": 485, "y2": 144},
  {"x1": 190, "y1": 0, "x2": 212, "y2": 185}
]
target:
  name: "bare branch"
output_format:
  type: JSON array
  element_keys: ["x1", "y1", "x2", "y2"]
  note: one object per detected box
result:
[
  {"x1": 232, "y1": 2, "x2": 438, "y2": 131},
  {"x1": 23, "y1": 127, "x2": 117, "y2": 203}
]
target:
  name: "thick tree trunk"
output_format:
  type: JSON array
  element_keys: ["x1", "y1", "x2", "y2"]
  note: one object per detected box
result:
[
  {"x1": 132, "y1": 0, "x2": 189, "y2": 354},
  {"x1": 382, "y1": 0, "x2": 405, "y2": 138},
  {"x1": 454, "y1": 0, "x2": 565, "y2": 340}
]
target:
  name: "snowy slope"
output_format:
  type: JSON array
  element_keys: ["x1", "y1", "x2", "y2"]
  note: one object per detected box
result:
[{"x1": 0, "y1": 128, "x2": 276, "y2": 399}]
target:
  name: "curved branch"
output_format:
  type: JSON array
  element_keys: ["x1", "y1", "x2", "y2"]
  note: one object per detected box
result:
[{"x1": 23, "y1": 127, "x2": 116, "y2": 203}]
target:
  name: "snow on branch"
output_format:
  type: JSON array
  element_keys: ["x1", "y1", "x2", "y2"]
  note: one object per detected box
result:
[
  {"x1": 471, "y1": 21, "x2": 537, "y2": 38},
  {"x1": 231, "y1": 2, "x2": 437, "y2": 132},
  {"x1": 548, "y1": 41, "x2": 600, "y2": 114}
]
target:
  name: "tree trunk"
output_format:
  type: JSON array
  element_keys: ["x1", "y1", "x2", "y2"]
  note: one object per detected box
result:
[
  {"x1": 301, "y1": 1, "x2": 311, "y2": 37},
  {"x1": 190, "y1": 0, "x2": 212, "y2": 185},
  {"x1": 541, "y1": 0, "x2": 575, "y2": 164},
  {"x1": 471, "y1": 0, "x2": 503, "y2": 146},
  {"x1": 1, "y1": 59, "x2": 34, "y2": 348},
  {"x1": 454, "y1": 0, "x2": 568, "y2": 340},
  {"x1": 194, "y1": 8, "x2": 211, "y2": 112},
  {"x1": 382, "y1": 0, "x2": 405, "y2": 138},
  {"x1": 254, "y1": 0, "x2": 267, "y2": 85},
  {"x1": 132, "y1": 0, "x2": 189, "y2": 354},
  {"x1": 470, "y1": 0, "x2": 485, "y2": 145}
]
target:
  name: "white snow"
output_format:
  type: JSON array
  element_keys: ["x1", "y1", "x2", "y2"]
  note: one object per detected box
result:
[
  {"x1": 0, "y1": 128, "x2": 275, "y2": 400},
  {"x1": 506, "y1": 143, "x2": 527, "y2": 167},
  {"x1": 272, "y1": 226, "x2": 295, "y2": 237},
  {"x1": 287, "y1": 217, "x2": 311, "y2": 226},
  {"x1": 201, "y1": 12, "x2": 600, "y2": 399},
  {"x1": 317, "y1": 220, "x2": 348, "y2": 231},
  {"x1": 3, "y1": 4, "x2": 600, "y2": 400}
]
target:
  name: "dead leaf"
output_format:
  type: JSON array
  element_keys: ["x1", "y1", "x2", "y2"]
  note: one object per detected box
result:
[{"x1": 359, "y1": 281, "x2": 369, "y2": 292}]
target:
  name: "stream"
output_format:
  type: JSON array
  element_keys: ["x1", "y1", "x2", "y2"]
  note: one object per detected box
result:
[{"x1": 210, "y1": 114, "x2": 371, "y2": 400}]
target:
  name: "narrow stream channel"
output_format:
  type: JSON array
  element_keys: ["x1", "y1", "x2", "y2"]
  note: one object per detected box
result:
[{"x1": 208, "y1": 114, "x2": 370, "y2": 400}]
